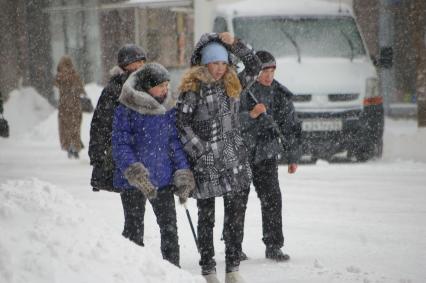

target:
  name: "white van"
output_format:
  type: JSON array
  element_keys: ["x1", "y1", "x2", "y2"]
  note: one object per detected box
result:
[{"x1": 213, "y1": 0, "x2": 384, "y2": 162}]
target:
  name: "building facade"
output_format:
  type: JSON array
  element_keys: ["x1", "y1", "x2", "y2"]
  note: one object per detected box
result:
[{"x1": 0, "y1": 0, "x2": 194, "y2": 103}]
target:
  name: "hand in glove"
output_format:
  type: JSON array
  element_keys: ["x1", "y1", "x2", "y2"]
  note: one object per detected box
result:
[
  {"x1": 124, "y1": 162, "x2": 157, "y2": 199},
  {"x1": 173, "y1": 169, "x2": 196, "y2": 204}
]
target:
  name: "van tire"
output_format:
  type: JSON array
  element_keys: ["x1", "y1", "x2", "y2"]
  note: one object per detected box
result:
[{"x1": 353, "y1": 137, "x2": 383, "y2": 162}]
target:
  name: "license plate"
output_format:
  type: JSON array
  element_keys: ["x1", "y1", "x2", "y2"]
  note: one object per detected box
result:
[{"x1": 302, "y1": 119, "x2": 342, "y2": 131}]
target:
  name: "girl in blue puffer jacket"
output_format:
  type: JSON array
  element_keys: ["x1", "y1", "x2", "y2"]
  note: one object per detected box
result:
[{"x1": 112, "y1": 62, "x2": 195, "y2": 267}]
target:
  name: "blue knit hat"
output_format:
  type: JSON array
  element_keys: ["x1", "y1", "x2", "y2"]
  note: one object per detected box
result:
[{"x1": 201, "y1": 42, "x2": 229, "y2": 65}]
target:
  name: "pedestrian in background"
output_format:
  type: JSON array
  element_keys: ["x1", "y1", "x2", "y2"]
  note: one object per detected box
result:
[
  {"x1": 176, "y1": 32, "x2": 261, "y2": 283},
  {"x1": 89, "y1": 44, "x2": 146, "y2": 192},
  {"x1": 239, "y1": 50, "x2": 301, "y2": 262},
  {"x1": 112, "y1": 62, "x2": 195, "y2": 266},
  {"x1": 55, "y1": 55, "x2": 85, "y2": 159}
]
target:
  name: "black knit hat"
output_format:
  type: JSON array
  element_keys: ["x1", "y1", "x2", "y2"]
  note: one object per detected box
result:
[
  {"x1": 256, "y1": 50, "x2": 276, "y2": 70},
  {"x1": 134, "y1": 63, "x2": 170, "y2": 92},
  {"x1": 117, "y1": 44, "x2": 146, "y2": 67}
]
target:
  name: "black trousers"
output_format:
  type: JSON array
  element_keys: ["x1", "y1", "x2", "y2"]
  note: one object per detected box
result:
[
  {"x1": 241, "y1": 159, "x2": 284, "y2": 248},
  {"x1": 120, "y1": 187, "x2": 180, "y2": 266},
  {"x1": 197, "y1": 190, "x2": 248, "y2": 274}
]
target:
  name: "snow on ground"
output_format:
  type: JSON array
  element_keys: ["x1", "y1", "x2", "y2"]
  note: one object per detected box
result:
[{"x1": 1, "y1": 86, "x2": 426, "y2": 283}]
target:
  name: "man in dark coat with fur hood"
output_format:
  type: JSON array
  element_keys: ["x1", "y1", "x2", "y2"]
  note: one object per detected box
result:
[{"x1": 89, "y1": 44, "x2": 146, "y2": 192}]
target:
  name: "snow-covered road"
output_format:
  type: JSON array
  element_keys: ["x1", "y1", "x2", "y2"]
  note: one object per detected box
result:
[{"x1": 1, "y1": 86, "x2": 425, "y2": 283}]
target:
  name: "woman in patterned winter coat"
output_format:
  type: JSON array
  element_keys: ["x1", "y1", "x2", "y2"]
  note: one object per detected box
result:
[
  {"x1": 55, "y1": 55, "x2": 85, "y2": 159},
  {"x1": 176, "y1": 32, "x2": 261, "y2": 283}
]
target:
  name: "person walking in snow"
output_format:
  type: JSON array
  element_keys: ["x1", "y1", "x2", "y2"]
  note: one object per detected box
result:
[
  {"x1": 112, "y1": 62, "x2": 195, "y2": 267},
  {"x1": 89, "y1": 44, "x2": 146, "y2": 192},
  {"x1": 176, "y1": 32, "x2": 261, "y2": 283},
  {"x1": 239, "y1": 50, "x2": 301, "y2": 262},
  {"x1": 55, "y1": 55, "x2": 85, "y2": 159}
]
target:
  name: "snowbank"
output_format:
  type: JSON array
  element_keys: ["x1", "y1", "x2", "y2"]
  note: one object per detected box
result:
[
  {"x1": 382, "y1": 118, "x2": 426, "y2": 162},
  {"x1": 1, "y1": 85, "x2": 203, "y2": 283},
  {"x1": 0, "y1": 178, "x2": 203, "y2": 283},
  {"x1": 3, "y1": 87, "x2": 55, "y2": 138},
  {"x1": 2, "y1": 84, "x2": 102, "y2": 141},
  {"x1": 22, "y1": 83, "x2": 103, "y2": 143}
]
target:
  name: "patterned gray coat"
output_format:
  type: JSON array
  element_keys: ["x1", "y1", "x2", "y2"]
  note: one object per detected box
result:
[{"x1": 176, "y1": 35, "x2": 261, "y2": 199}]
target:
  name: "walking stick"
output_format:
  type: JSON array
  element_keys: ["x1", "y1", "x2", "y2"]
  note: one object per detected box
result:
[{"x1": 183, "y1": 202, "x2": 199, "y2": 252}]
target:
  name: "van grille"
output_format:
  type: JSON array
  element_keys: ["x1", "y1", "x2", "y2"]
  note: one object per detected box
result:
[
  {"x1": 328, "y1": 93, "x2": 359, "y2": 102},
  {"x1": 293, "y1": 94, "x2": 312, "y2": 102}
]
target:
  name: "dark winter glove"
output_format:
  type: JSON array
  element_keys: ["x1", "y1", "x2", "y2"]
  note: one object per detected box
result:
[
  {"x1": 173, "y1": 169, "x2": 195, "y2": 204},
  {"x1": 124, "y1": 162, "x2": 157, "y2": 199}
]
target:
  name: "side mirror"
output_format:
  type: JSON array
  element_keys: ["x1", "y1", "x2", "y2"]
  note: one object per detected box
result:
[{"x1": 378, "y1": 46, "x2": 393, "y2": 69}]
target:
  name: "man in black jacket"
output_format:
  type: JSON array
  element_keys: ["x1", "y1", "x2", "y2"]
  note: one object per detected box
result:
[
  {"x1": 89, "y1": 44, "x2": 146, "y2": 192},
  {"x1": 239, "y1": 50, "x2": 301, "y2": 261}
]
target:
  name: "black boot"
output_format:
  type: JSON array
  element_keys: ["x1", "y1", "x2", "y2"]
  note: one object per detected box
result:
[
  {"x1": 265, "y1": 246, "x2": 290, "y2": 261},
  {"x1": 67, "y1": 149, "x2": 73, "y2": 159},
  {"x1": 239, "y1": 250, "x2": 248, "y2": 261},
  {"x1": 67, "y1": 146, "x2": 79, "y2": 159}
]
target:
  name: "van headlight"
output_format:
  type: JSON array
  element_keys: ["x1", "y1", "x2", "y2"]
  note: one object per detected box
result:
[{"x1": 364, "y1": 78, "x2": 382, "y2": 106}]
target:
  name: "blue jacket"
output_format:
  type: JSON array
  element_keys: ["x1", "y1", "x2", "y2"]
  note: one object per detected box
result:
[{"x1": 112, "y1": 70, "x2": 189, "y2": 191}]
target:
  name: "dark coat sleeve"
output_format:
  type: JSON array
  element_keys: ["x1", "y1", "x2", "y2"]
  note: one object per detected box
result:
[
  {"x1": 89, "y1": 90, "x2": 113, "y2": 165},
  {"x1": 231, "y1": 38, "x2": 262, "y2": 89},
  {"x1": 231, "y1": 38, "x2": 262, "y2": 79},
  {"x1": 239, "y1": 89, "x2": 259, "y2": 149},
  {"x1": 273, "y1": 82, "x2": 302, "y2": 164},
  {"x1": 88, "y1": 78, "x2": 122, "y2": 166}
]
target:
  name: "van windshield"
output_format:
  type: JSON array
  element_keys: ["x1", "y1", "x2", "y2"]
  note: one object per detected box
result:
[{"x1": 233, "y1": 16, "x2": 366, "y2": 59}]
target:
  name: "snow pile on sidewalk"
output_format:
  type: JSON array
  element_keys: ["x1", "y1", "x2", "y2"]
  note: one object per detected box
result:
[
  {"x1": 3, "y1": 87, "x2": 55, "y2": 138},
  {"x1": 383, "y1": 118, "x2": 426, "y2": 162},
  {"x1": 3, "y1": 84, "x2": 103, "y2": 143},
  {"x1": 0, "y1": 179, "x2": 203, "y2": 283}
]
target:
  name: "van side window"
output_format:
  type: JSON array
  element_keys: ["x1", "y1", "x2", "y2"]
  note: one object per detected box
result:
[{"x1": 213, "y1": 17, "x2": 228, "y2": 33}]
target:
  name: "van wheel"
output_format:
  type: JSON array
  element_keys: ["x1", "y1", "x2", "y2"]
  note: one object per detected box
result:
[
  {"x1": 353, "y1": 138, "x2": 383, "y2": 162},
  {"x1": 354, "y1": 149, "x2": 371, "y2": 162}
]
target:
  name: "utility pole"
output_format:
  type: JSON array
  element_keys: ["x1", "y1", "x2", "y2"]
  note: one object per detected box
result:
[{"x1": 412, "y1": 0, "x2": 426, "y2": 127}]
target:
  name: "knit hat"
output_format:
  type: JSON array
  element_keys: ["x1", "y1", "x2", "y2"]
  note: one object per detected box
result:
[
  {"x1": 256, "y1": 50, "x2": 276, "y2": 70},
  {"x1": 134, "y1": 63, "x2": 170, "y2": 92},
  {"x1": 201, "y1": 42, "x2": 229, "y2": 65},
  {"x1": 117, "y1": 44, "x2": 147, "y2": 67}
]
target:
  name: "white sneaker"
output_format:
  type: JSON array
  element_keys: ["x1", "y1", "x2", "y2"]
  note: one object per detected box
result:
[
  {"x1": 203, "y1": 273, "x2": 221, "y2": 283},
  {"x1": 225, "y1": 271, "x2": 245, "y2": 283}
]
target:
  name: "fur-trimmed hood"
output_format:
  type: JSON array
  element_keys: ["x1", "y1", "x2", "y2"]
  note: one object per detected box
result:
[
  {"x1": 109, "y1": 66, "x2": 126, "y2": 77},
  {"x1": 119, "y1": 69, "x2": 177, "y2": 115},
  {"x1": 178, "y1": 66, "x2": 242, "y2": 98}
]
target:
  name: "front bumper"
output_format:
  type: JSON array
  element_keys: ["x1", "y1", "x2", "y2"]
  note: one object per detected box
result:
[{"x1": 297, "y1": 104, "x2": 384, "y2": 158}]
